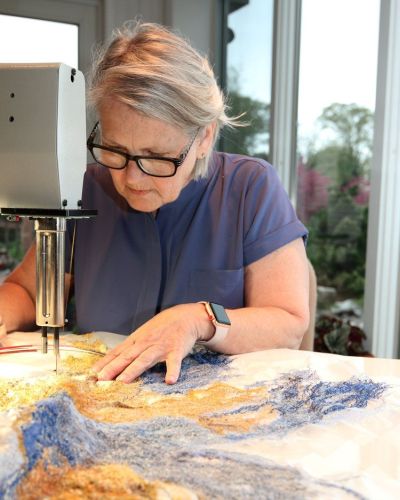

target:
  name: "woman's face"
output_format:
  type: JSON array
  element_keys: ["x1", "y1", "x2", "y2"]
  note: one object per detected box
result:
[{"x1": 97, "y1": 100, "x2": 212, "y2": 213}]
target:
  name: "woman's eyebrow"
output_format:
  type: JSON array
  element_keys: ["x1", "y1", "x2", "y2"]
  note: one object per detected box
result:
[
  {"x1": 102, "y1": 140, "x2": 128, "y2": 151},
  {"x1": 100, "y1": 129, "x2": 177, "y2": 156},
  {"x1": 102, "y1": 137, "x2": 173, "y2": 156}
]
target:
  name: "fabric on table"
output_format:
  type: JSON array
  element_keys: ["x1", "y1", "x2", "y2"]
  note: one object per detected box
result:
[{"x1": 1, "y1": 338, "x2": 399, "y2": 499}]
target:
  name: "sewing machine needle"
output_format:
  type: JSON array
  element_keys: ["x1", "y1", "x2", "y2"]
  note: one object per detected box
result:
[
  {"x1": 41, "y1": 326, "x2": 48, "y2": 353},
  {"x1": 54, "y1": 327, "x2": 60, "y2": 375}
]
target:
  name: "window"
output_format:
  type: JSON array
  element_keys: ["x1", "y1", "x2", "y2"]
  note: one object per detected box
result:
[
  {"x1": 296, "y1": 0, "x2": 380, "y2": 325},
  {"x1": 0, "y1": 14, "x2": 78, "y2": 67},
  {"x1": 221, "y1": 0, "x2": 273, "y2": 160}
]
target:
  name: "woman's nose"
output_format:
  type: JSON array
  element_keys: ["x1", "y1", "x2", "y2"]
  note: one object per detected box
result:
[{"x1": 125, "y1": 159, "x2": 148, "y2": 181}]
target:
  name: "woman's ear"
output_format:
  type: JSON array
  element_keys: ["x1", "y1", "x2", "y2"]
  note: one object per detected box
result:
[{"x1": 197, "y1": 122, "x2": 217, "y2": 159}]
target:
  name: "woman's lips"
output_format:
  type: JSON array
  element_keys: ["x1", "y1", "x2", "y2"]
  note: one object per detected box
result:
[{"x1": 126, "y1": 186, "x2": 151, "y2": 196}]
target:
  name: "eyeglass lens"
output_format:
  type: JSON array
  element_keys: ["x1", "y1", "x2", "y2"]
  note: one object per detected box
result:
[{"x1": 91, "y1": 147, "x2": 177, "y2": 176}]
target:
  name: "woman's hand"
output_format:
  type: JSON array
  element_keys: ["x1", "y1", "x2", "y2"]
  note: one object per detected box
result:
[{"x1": 93, "y1": 303, "x2": 212, "y2": 385}]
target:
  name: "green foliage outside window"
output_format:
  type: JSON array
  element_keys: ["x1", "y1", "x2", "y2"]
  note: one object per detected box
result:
[{"x1": 298, "y1": 103, "x2": 373, "y2": 302}]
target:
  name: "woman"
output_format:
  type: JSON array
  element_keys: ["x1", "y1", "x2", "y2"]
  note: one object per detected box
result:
[{"x1": 0, "y1": 21, "x2": 309, "y2": 384}]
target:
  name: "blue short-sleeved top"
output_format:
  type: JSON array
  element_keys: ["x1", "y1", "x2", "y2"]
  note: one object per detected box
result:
[{"x1": 71, "y1": 152, "x2": 307, "y2": 334}]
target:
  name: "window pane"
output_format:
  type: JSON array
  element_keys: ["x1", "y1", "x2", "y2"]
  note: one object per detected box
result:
[
  {"x1": 296, "y1": 0, "x2": 380, "y2": 329},
  {"x1": 223, "y1": 0, "x2": 273, "y2": 160},
  {"x1": 0, "y1": 14, "x2": 78, "y2": 67}
]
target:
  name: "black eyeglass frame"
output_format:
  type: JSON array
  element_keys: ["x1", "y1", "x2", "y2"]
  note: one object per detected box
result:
[{"x1": 87, "y1": 121, "x2": 198, "y2": 178}]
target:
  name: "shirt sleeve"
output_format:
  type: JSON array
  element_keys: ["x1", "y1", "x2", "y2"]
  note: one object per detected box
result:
[{"x1": 242, "y1": 160, "x2": 308, "y2": 266}]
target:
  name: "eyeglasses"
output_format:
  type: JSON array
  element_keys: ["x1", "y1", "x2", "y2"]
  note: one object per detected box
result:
[{"x1": 87, "y1": 122, "x2": 198, "y2": 178}]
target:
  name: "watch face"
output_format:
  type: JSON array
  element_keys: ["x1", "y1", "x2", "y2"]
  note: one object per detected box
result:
[{"x1": 209, "y1": 302, "x2": 231, "y2": 326}]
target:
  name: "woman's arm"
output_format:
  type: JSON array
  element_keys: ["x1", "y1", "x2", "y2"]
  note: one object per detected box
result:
[
  {"x1": 0, "y1": 244, "x2": 37, "y2": 335},
  {"x1": 211, "y1": 237, "x2": 310, "y2": 354}
]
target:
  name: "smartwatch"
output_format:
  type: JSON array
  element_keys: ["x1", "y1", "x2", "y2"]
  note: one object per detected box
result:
[{"x1": 198, "y1": 302, "x2": 231, "y2": 349}]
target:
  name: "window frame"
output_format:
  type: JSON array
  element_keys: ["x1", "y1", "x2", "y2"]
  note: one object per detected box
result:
[{"x1": 364, "y1": 0, "x2": 400, "y2": 358}]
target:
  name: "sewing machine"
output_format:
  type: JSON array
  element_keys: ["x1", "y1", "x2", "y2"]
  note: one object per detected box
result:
[{"x1": 0, "y1": 63, "x2": 96, "y2": 371}]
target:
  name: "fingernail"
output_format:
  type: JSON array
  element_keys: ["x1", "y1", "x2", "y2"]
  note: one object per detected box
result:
[{"x1": 116, "y1": 374, "x2": 128, "y2": 383}]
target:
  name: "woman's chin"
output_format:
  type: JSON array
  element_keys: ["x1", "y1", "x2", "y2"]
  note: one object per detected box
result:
[{"x1": 125, "y1": 194, "x2": 159, "y2": 213}]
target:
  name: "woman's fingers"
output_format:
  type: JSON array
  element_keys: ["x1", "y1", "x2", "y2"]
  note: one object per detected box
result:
[
  {"x1": 115, "y1": 347, "x2": 164, "y2": 383},
  {"x1": 95, "y1": 342, "x2": 184, "y2": 385},
  {"x1": 92, "y1": 337, "x2": 134, "y2": 372},
  {"x1": 92, "y1": 349, "x2": 120, "y2": 374},
  {"x1": 96, "y1": 343, "x2": 142, "y2": 380},
  {"x1": 97, "y1": 344, "x2": 164, "y2": 383},
  {"x1": 165, "y1": 350, "x2": 182, "y2": 384}
]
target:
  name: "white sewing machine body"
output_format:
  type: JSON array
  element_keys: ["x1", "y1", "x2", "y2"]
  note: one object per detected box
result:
[
  {"x1": 0, "y1": 63, "x2": 86, "y2": 209},
  {"x1": 0, "y1": 63, "x2": 95, "y2": 366}
]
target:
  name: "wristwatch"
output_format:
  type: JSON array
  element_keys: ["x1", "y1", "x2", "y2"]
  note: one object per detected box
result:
[{"x1": 198, "y1": 302, "x2": 231, "y2": 349}]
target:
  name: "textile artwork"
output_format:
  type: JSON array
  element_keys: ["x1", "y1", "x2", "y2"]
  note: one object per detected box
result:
[{"x1": 0, "y1": 332, "x2": 399, "y2": 499}]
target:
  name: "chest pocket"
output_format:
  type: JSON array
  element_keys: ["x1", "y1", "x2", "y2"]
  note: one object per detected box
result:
[{"x1": 189, "y1": 268, "x2": 244, "y2": 308}]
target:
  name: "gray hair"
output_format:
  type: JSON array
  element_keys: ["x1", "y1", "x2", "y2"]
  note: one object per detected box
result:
[{"x1": 88, "y1": 20, "x2": 236, "y2": 178}]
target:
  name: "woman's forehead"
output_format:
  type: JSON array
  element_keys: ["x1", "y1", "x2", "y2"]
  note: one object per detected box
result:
[
  {"x1": 101, "y1": 101, "x2": 179, "y2": 130},
  {"x1": 98, "y1": 102, "x2": 188, "y2": 150}
]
